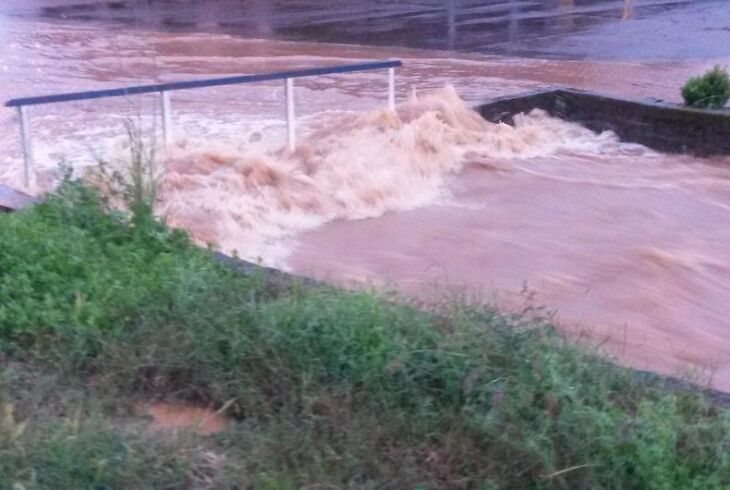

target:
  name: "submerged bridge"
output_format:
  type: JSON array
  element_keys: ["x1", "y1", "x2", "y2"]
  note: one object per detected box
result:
[{"x1": 4, "y1": 59, "x2": 403, "y2": 190}]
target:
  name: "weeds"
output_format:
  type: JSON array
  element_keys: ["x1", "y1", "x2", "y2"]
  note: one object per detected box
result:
[
  {"x1": 89, "y1": 119, "x2": 161, "y2": 229},
  {"x1": 1, "y1": 181, "x2": 729, "y2": 488},
  {"x1": 0, "y1": 403, "x2": 213, "y2": 489}
]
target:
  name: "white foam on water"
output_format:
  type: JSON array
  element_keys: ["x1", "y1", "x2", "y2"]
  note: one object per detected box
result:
[{"x1": 154, "y1": 86, "x2": 625, "y2": 266}]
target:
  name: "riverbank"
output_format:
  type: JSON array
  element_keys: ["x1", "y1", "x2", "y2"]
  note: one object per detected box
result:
[{"x1": 1, "y1": 180, "x2": 728, "y2": 488}]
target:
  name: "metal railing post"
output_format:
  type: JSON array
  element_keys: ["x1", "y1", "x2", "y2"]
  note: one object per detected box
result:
[
  {"x1": 285, "y1": 78, "x2": 296, "y2": 151},
  {"x1": 388, "y1": 67, "x2": 396, "y2": 111},
  {"x1": 161, "y1": 91, "x2": 173, "y2": 146},
  {"x1": 18, "y1": 106, "x2": 35, "y2": 190}
]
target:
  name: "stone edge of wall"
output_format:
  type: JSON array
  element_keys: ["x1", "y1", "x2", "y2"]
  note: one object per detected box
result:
[
  {"x1": 475, "y1": 88, "x2": 730, "y2": 156},
  {"x1": 0, "y1": 184, "x2": 36, "y2": 212}
]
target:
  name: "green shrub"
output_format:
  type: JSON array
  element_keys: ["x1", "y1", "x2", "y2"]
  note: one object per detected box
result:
[{"x1": 681, "y1": 66, "x2": 730, "y2": 109}]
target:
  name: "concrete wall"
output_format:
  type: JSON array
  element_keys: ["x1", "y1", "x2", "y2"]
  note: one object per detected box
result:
[
  {"x1": 0, "y1": 184, "x2": 35, "y2": 212},
  {"x1": 476, "y1": 89, "x2": 730, "y2": 156},
  {"x1": 475, "y1": 88, "x2": 558, "y2": 126}
]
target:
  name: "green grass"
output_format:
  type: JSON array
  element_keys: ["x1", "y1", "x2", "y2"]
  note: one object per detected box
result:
[
  {"x1": 1, "y1": 180, "x2": 729, "y2": 489},
  {"x1": 0, "y1": 410, "x2": 205, "y2": 490}
]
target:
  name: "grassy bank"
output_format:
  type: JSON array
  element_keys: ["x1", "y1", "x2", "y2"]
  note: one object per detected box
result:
[{"x1": 1, "y1": 181, "x2": 729, "y2": 489}]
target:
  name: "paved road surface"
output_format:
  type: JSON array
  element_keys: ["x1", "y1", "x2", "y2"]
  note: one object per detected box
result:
[{"x1": 3, "y1": 0, "x2": 729, "y2": 60}]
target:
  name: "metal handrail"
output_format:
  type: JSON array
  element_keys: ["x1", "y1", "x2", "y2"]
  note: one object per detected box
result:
[
  {"x1": 6, "y1": 59, "x2": 402, "y2": 189},
  {"x1": 5, "y1": 60, "x2": 402, "y2": 107}
]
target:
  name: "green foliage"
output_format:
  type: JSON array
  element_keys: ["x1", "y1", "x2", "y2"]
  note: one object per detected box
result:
[
  {"x1": 0, "y1": 181, "x2": 200, "y2": 365},
  {"x1": 1, "y1": 182, "x2": 729, "y2": 488},
  {"x1": 681, "y1": 65, "x2": 730, "y2": 109}
]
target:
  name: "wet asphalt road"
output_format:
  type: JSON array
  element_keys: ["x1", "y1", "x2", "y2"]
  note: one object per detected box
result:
[{"x1": 4, "y1": 0, "x2": 730, "y2": 60}]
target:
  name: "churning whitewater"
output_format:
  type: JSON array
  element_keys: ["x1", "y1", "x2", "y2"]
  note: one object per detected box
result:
[{"x1": 156, "y1": 87, "x2": 622, "y2": 264}]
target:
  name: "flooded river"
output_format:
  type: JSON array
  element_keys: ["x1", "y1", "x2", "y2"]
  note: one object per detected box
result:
[{"x1": 2, "y1": 0, "x2": 730, "y2": 390}]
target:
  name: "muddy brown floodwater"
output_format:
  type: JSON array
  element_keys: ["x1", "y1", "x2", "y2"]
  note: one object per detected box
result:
[
  {"x1": 1, "y1": 1, "x2": 730, "y2": 391},
  {"x1": 288, "y1": 134, "x2": 730, "y2": 390}
]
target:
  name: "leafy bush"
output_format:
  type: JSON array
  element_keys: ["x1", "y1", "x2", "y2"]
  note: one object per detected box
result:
[
  {"x1": 681, "y1": 66, "x2": 730, "y2": 109},
  {"x1": 1, "y1": 181, "x2": 729, "y2": 488}
]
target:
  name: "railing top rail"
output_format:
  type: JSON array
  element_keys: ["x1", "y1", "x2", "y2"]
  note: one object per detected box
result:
[{"x1": 5, "y1": 59, "x2": 402, "y2": 108}]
